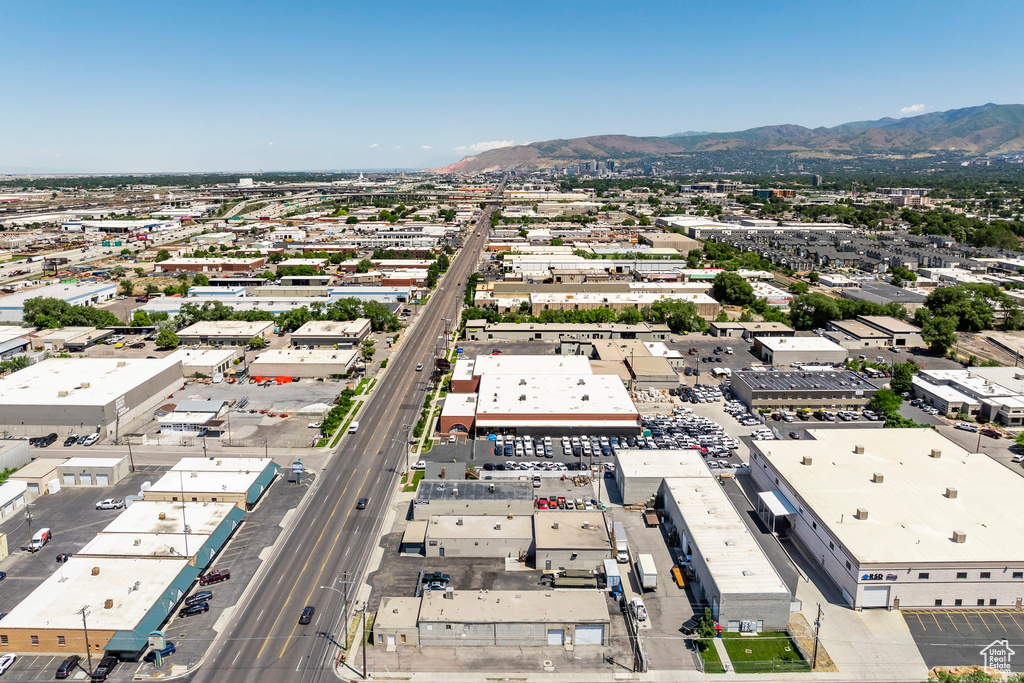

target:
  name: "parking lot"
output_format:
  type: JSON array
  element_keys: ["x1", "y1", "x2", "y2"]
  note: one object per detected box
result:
[
  {"x1": 903, "y1": 609, "x2": 1024, "y2": 671},
  {"x1": 0, "y1": 467, "x2": 312, "y2": 681}
]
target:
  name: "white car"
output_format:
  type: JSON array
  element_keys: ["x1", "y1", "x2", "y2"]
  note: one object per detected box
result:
[
  {"x1": 629, "y1": 597, "x2": 648, "y2": 621},
  {"x1": 83, "y1": 433, "x2": 100, "y2": 447},
  {"x1": 307, "y1": 422, "x2": 321, "y2": 429},
  {"x1": 0, "y1": 653, "x2": 15, "y2": 676},
  {"x1": 411, "y1": 460, "x2": 426, "y2": 470},
  {"x1": 95, "y1": 499, "x2": 124, "y2": 510}
]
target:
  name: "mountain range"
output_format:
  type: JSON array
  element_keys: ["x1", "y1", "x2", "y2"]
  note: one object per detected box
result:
[{"x1": 439, "y1": 104, "x2": 1024, "y2": 173}]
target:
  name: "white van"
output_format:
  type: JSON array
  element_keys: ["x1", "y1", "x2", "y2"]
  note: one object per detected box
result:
[
  {"x1": 348, "y1": 421, "x2": 360, "y2": 434},
  {"x1": 725, "y1": 347, "x2": 734, "y2": 355}
]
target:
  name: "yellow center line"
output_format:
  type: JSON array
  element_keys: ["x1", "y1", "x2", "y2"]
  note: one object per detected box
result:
[
  {"x1": 255, "y1": 468, "x2": 357, "y2": 659},
  {"x1": 278, "y1": 468, "x2": 371, "y2": 658}
]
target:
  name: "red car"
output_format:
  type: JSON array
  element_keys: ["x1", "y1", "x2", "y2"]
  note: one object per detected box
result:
[
  {"x1": 980, "y1": 428, "x2": 1003, "y2": 439},
  {"x1": 199, "y1": 570, "x2": 231, "y2": 586},
  {"x1": 538, "y1": 499, "x2": 549, "y2": 510}
]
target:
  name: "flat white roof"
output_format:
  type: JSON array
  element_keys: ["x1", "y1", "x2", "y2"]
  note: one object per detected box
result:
[
  {"x1": 0, "y1": 357, "x2": 181, "y2": 408},
  {"x1": 531, "y1": 291, "x2": 718, "y2": 306},
  {"x1": 0, "y1": 480, "x2": 27, "y2": 506},
  {"x1": 101, "y1": 500, "x2": 237, "y2": 536},
  {"x1": 291, "y1": 319, "x2": 371, "y2": 336},
  {"x1": 534, "y1": 511, "x2": 610, "y2": 550},
  {"x1": 753, "y1": 428, "x2": 1024, "y2": 565},
  {"x1": 426, "y1": 514, "x2": 532, "y2": 540},
  {"x1": 476, "y1": 374, "x2": 638, "y2": 420},
  {"x1": 77, "y1": 531, "x2": 212, "y2": 559},
  {"x1": 615, "y1": 449, "x2": 708, "y2": 480},
  {"x1": 147, "y1": 470, "x2": 262, "y2": 495},
  {"x1": 663, "y1": 475, "x2": 791, "y2": 595},
  {"x1": 249, "y1": 348, "x2": 358, "y2": 367},
  {"x1": 164, "y1": 348, "x2": 237, "y2": 368},
  {"x1": 912, "y1": 376, "x2": 981, "y2": 404},
  {"x1": 441, "y1": 393, "x2": 478, "y2": 418},
  {"x1": 59, "y1": 455, "x2": 129, "y2": 470},
  {"x1": 178, "y1": 319, "x2": 275, "y2": 336},
  {"x1": 470, "y1": 354, "x2": 592, "y2": 377},
  {"x1": 755, "y1": 336, "x2": 847, "y2": 352},
  {"x1": 418, "y1": 589, "x2": 609, "y2": 624},
  {"x1": 0, "y1": 281, "x2": 115, "y2": 309},
  {"x1": 0, "y1": 557, "x2": 188, "y2": 631}
]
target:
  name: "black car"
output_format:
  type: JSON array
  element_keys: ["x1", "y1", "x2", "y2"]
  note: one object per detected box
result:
[
  {"x1": 178, "y1": 602, "x2": 209, "y2": 618},
  {"x1": 0, "y1": 571, "x2": 5, "y2": 581},
  {"x1": 299, "y1": 605, "x2": 315, "y2": 625},
  {"x1": 91, "y1": 656, "x2": 118, "y2": 681},
  {"x1": 55, "y1": 654, "x2": 80, "y2": 679},
  {"x1": 41, "y1": 432, "x2": 58, "y2": 447},
  {"x1": 789, "y1": 431, "x2": 802, "y2": 440},
  {"x1": 63, "y1": 435, "x2": 77, "y2": 447},
  {"x1": 356, "y1": 497, "x2": 368, "y2": 510},
  {"x1": 185, "y1": 590, "x2": 213, "y2": 607},
  {"x1": 482, "y1": 463, "x2": 494, "y2": 471}
]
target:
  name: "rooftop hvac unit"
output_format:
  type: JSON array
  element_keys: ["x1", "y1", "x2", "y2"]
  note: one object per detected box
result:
[
  {"x1": 456, "y1": 517, "x2": 463, "y2": 525},
  {"x1": 801, "y1": 456, "x2": 813, "y2": 466},
  {"x1": 133, "y1": 538, "x2": 141, "y2": 546},
  {"x1": 519, "y1": 394, "x2": 526, "y2": 401},
  {"x1": 58, "y1": 390, "x2": 69, "y2": 397},
  {"x1": 854, "y1": 445, "x2": 865, "y2": 454},
  {"x1": 81, "y1": 382, "x2": 90, "y2": 389},
  {"x1": 930, "y1": 449, "x2": 942, "y2": 459},
  {"x1": 582, "y1": 521, "x2": 590, "y2": 529},
  {"x1": 953, "y1": 530, "x2": 967, "y2": 543},
  {"x1": 855, "y1": 508, "x2": 869, "y2": 520},
  {"x1": 494, "y1": 522, "x2": 501, "y2": 530},
  {"x1": 552, "y1": 521, "x2": 559, "y2": 530},
  {"x1": 946, "y1": 487, "x2": 958, "y2": 499},
  {"x1": 104, "y1": 599, "x2": 114, "y2": 609},
  {"x1": 158, "y1": 512, "x2": 166, "y2": 520},
  {"x1": 519, "y1": 379, "x2": 526, "y2": 385},
  {"x1": 872, "y1": 472, "x2": 884, "y2": 484},
  {"x1": 92, "y1": 567, "x2": 101, "y2": 576},
  {"x1": 582, "y1": 395, "x2": 589, "y2": 401}
]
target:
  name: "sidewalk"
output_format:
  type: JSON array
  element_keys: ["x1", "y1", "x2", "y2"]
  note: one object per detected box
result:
[{"x1": 713, "y1": 637, "x2": 734, "y2": 673}]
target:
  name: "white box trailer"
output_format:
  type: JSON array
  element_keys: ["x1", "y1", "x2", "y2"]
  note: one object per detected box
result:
[
  {"x1": 636, "y1": 553, "x2": 658, "y2": 591},
  {"x1": 603, "y1": 558, "x2": 621, "y2": 590}
]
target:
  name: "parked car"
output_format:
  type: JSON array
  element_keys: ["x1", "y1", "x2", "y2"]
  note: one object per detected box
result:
[
  {"x1": 95, "y1": 499, "x2": 124, "y2": 510},
  {"x1": 954, "y1": 422, "x2": 979, "y2": 432},
  {"x1": 199, "y1": 570, "x2": 230, "y2": 586},
  {"x1": 178, "y1": 602, "x2": 209, "y2": 618},
  {"x1": 981, "y1": 428, "x2": 1003, "y2": 439},
  {"x1": 143, "y1": 643, "x2": 176, "y2": 663},
  {"x1": 63, "y1": 434, "x2": 79, "y2": 447},
  {"x1": 55, "y1": 655, "x2": 80, "y2": 679},
  {"x1": 82, "y1": 433, "x2": 100, "y2": 447},
  {"x1": 0, "y1": 654, "x2": 13, "y2": 677},
  {"x1": 90, "y1": 656, "x2": 117, "y2": 681},
  {"x1": 629, "y1": 597, "x2": 648, "y2": 621},
  {"x1": 298, "y1": 605, "x2": 315, "y2": 625},
  {"x1": 185, "y1": 590, "x2": 213, "y2": 607}
]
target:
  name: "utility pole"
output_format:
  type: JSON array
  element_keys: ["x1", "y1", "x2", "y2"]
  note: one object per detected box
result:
[
  {"x1": 361, "y1": 603, "x2": 368, "y2": 680},
  {"x1": 126, "y1": 437, "x2": 135, "y2": 473},
  {"x1": 24, "y1": 504, "x2": 34, "y2": 549},
  {"x1": 811, "y1": 603, "x2": 823, "y2": 670},
  {"x1": 79, "y1": 606, "x2": 94, "y2": 675}
]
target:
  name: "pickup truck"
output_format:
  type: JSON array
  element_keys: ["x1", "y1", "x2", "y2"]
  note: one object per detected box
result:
[
  {"x1": 95, "y1": 499, "x2": 124, "y2": 510},
  {"x1": 199, "y1": 569, "x2": 231, "y2": 586}
]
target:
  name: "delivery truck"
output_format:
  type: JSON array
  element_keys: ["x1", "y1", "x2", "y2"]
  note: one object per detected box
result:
[
  {"x1": 29, "y1": 528, "x2": 52, "y2": 552},
  {"x1": 636, "y1": 553, "x2": 658, "y2": 591},
  {"x1": 612, "y1": 521, "x2": 629, "y2": 563},
  {"x1": 603, "y1": 558, "x2": 622, "y2": 592}
]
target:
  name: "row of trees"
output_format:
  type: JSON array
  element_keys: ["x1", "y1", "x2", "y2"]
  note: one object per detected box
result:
[{"x1": 462, "y1": 298, "x2": 707, "y2": 334}]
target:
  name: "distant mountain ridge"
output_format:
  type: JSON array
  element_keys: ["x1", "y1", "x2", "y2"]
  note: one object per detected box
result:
[{"x1": 439, "y1": 104, "x2": 1024, "y2": 173}]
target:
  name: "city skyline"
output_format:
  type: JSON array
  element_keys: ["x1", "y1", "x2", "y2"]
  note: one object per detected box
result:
[{"x1": 3, "y1": 0, "x2": 1024, "y2": 172}]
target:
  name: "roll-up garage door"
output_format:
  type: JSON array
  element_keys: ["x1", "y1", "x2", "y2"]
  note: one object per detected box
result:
[
  {"x1": 575, "y1": 625, "x2": 603, "y2": 645},
  {"x1": 62, "y1": 474, "x2": 76, "y2": 486},
  {"x1": 547, "y1": 629, "x2": 564, "y2": 645},
  {"x1": 862, "y1": 585, "x2": 890, "y2": 608},
  {"x1": 96, "y1": 474, "x2": 109, "y2": 486},
  {"x1": 80, "y1": 474, "x2": 92, "y2": 486}
]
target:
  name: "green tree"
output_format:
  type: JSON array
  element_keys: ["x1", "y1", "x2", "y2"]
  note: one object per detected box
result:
[
  {"x1": 145, "y1": 283, "x2": 158, "y2": 295},
  {"x1": 110, "y1": 265, "x2": 126, "y2": 279},
  {"x1": 550, "y1": 238, "x2": 565, "y2": 246},
  {"x1": 130, "y1": 310, "x2": 151, "y2": 327},
  {"x1": 616, "y1": 306, "x2": 643, "y2": 325},
  {"x1": 155, "y1": 329, "x2": 180, "y2": 349},
  {"x1": 919, "y1": 311, "x2": 959, "y2": 355},
  {"x1": 248, "y1": 336, "x2": 266, "y2": 349},
  {"x1": 807, "y1": 271, "x2": 820, "y2": 284},
  {"x1": 622, "y1": 218, "x2": 635, "y2": 227},
  {"x1": 869, "y1": 389, "x2": 903, "y2": 416},
  {"x1": 120, "y1": 248, "x2": 131, "y2": 257},
  {"x1": 156, "y1": 249, "x2": 171, "y2": 262},
  {"x1": 712, "y1": 272, "x2": 755, "y2": 306},
  {"x1": 644, "y1": 299, "x2": 706, "y2": 334},
  {"x1": 345, "y1": 216, "x2": 359, "y2": 224},
  {"x1": 890, "y1": 361, "x2": 918, "y2": 394},
  {"x1": 356, "y1": 259, "x2": 375, "y2": 273},
  {"x1": 788, "y1": 281, "x2": 809, "y2": 294},
  {"x1": 192, "y1": 273, "x2": 209, "y2": 286},
  {"x1": 118, "y1": 279, "x2": 135, "y2": 296},
  {"x1": 714, "y1": 309, "x2": 729, "y2": 323},
  {"x1": 134, "y1": 267, "x2": 145, "y2": 277},
  {"x1": 638, "y1": 215, "x2": 651, "y2": 226},
  {"x1": 360, "y1": 339, "x2": 376, "y2": 363},
  {"x1": 738, "y1": 309, "x2": 755, "y2": 323},
  {"x1": 696, "y1": 607, "x2": 716, "y2": 640}
]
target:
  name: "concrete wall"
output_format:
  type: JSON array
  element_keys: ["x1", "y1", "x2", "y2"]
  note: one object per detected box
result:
[
  {"x1": 411, "y1": 499, "x2": 535, "y2": 520},
  {"x1": 418, "y1": 621, "x2": 605, "y2": 647},
  {"x1": 0, "y1": 440, "x2": 31, "y2": 472},
  {"x1": 56, "y1": 457, "x2": 131, "y2": 487},
  {"x1": 425, "y1": 535, "x2": 532, "y2": 559}
]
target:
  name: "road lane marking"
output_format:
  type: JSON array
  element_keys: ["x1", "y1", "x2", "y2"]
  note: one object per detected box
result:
[
  {"x1": 255, "y1": 468, "x2": 358, "y2": 659},
  {"x1": 278, "y1": 468, "x2": 371, "y2": 658},
  {"x1": 258, "y1": 609, "x2": 265, "y2": 621},
  {"x1": 232, "y1": 651, "x2": 241, "y2": 667}
]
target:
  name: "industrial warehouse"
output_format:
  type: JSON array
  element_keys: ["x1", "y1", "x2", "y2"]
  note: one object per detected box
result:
[
  {"x1": 0, "y1": 357, "x2": 184, "y2": 439},
  {"x1": 748, "y1": 429, "x2": 1024, "y2": 610}
]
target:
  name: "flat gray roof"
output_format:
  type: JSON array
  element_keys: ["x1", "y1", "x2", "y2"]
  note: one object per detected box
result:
[
  {"x1": 414, "y1": 479, "x2": 533, "y2": 502},
  {"x1": 734, "y1": 370, "x2": 875, "y2": 392}
]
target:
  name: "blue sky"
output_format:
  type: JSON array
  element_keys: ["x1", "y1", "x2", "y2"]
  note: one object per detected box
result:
[{"x1": 3, "y1": 0, "x2": 1023, "y2": 173}]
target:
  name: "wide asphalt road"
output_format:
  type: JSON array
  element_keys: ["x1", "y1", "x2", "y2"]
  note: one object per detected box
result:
[{"x1": 188, "y1": 183, "x2": 503, "y2": 683}]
